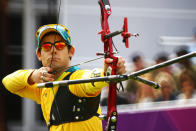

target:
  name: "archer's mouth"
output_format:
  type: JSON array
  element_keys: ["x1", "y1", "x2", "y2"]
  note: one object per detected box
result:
[{"x1": 48, "y1": 58, "x2": 60, "y2": 62}]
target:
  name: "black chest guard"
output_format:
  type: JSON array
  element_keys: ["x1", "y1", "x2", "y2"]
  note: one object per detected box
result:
[{"x1": 49, "y1": 72, "x2": 100, "y2": 126}]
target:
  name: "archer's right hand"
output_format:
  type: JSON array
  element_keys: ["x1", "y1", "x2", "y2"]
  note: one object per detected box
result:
[{"x1": 28, "y1": 67, "x2": 54, "y2": 85}]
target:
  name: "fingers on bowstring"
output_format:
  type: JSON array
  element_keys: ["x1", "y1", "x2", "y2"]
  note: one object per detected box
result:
[
  {"x1": 39, "y1": 67, "x2": 54, "y2": 82},
  {"x1": 41, "y1": 67, "x2": 53, "y2": 73}
]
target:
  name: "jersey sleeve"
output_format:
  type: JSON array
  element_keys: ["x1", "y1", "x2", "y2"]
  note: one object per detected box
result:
[
  {"x1": 2, "y1": 70, "x2": 42, "y2": 104},
  {"x1": 69, "y1": 68, "x2": 109, "y2": 97}
]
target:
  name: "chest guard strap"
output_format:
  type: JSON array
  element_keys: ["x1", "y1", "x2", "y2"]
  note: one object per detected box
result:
[{"x1": 49, "y1": 71, "x2": 100, "y2": 126}]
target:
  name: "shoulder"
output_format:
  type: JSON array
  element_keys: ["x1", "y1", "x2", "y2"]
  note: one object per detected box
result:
[{"x1": 70, "y1": 68, "x2": 104, "y2": 80}]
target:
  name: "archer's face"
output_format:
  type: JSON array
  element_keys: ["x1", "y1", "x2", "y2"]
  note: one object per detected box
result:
[{"x1": 36, "y1": 33, "x2": 74, "y2": 71}]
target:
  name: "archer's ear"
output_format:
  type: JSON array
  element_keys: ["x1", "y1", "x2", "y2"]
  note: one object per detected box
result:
[
  {"x1": 69, "y1": 46, "x2": 75, "y2": 58},
  {"x1": 36, "y1": 49, "x2": 42, "y2": 61}
]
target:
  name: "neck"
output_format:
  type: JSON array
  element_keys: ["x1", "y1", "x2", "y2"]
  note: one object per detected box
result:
[
  {"x1": 53, "y1": 71, "x2": 64, "y2": 80},
  {"x1": 53, "y1": 66, "x2": 69, "y2": 80}
]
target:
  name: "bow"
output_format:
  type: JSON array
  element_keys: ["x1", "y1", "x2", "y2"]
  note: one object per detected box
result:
[{"x1": 97, "y1": 0, "x2": 132, "y2": 130}]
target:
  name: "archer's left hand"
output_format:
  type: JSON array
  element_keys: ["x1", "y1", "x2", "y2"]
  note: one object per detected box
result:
[{"x1": 104, "y1": 56, "x2": 126, "y2": 75}]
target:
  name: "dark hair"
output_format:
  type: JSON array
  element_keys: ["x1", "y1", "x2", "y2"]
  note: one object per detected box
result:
[
  {"x1": 175, "y1": 46, "x2": 191, "y2": 67},
  {"x1": 132, "y1": 55, "x2": 141, "y2": 63},
  {"x1": 155, "y1": 52, "x2": 168, "y2": 62},
  {"x1": 176, "y1": 46, "x2": 188, "y2": 57}
]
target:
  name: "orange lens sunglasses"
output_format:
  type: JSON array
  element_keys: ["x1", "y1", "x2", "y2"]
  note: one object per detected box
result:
[{"x1": 41, "y1": 41, "x2": 67, "y2": 51}]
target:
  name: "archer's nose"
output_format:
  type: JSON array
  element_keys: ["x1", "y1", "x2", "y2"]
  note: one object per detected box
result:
[{"x1": 50, "y1": 46, "x2": 57, "y2": 54}]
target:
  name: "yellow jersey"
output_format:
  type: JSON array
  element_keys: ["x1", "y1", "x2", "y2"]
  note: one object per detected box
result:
[{"x1": 2, "y1": 68, "x2": 108, "y2": 131}]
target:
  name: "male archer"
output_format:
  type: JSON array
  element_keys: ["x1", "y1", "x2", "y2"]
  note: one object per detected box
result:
[{"x1": 2, "y1": 24, "x2": 126, "y2": 131}]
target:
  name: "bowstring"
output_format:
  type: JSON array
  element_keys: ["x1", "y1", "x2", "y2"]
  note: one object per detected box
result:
[
  {"x1": 48, "y1": 0, "x2": 65, "y2": 130},
  {"x1": 54, "y1": 56, "x2": 105, "y2": 72}
]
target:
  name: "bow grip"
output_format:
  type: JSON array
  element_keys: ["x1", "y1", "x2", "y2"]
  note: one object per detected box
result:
[{"x1": 104, "y1": 55, "x2": 118, "y2": 76}]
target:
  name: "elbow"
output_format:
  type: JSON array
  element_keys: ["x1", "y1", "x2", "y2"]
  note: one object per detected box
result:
[
  {"x1": 2, "y1": 77, "x2": 8, "y2": 89},
  {"x1": 2, "y1": 76, "x2": 16, "y2": 93}
]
